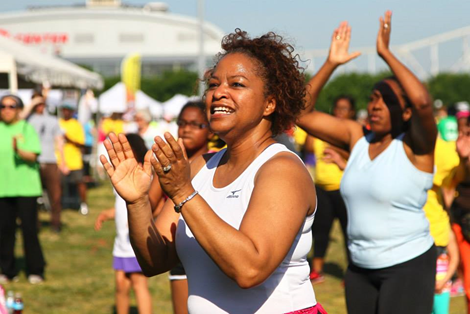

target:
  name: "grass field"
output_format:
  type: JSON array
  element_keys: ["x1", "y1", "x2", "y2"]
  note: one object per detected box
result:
[{"x1": 4, "y1": 182, "x2": 467, "y2": 313}]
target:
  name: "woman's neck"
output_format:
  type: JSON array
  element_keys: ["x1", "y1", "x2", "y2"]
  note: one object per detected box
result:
[
  {"x1": 223, "y1": 129, "x2": 275, "y2": 167},
  {"x1": 370, "y1": 131, "x2": 393, "y2": 145}
]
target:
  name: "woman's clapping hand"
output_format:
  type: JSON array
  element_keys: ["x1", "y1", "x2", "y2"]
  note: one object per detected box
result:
[
  {"x1": 150, "y1": 133, "x2": 194, "y2": 205},
  {"x1": 100, "y1": 133, "x2": 153, "y2": 204}
]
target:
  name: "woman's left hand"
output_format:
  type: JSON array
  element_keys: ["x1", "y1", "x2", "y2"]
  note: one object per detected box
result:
[
  {"x1": 151, "y1": 132, "x2": 194, "y2": 204},
  {"x1": 377, "y1": 10, "x2": 392, "y2": 57}
]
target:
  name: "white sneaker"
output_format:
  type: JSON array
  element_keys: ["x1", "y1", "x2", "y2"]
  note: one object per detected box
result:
[
  {"x1": 0, "y1": 274, "x2": 19, "y2": 284},
  {"x1": 0, "y1": 274, "x2": 8, "y2": 284},
  {"x1": 28, "y1": 275, "x2": 44, "y2": 285},
  {"x1": 80, "y1": 202, "x2": 89, "y2": 215}
]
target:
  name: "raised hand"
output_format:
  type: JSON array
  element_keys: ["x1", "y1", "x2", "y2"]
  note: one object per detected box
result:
[
  {"x1": 328, "y1": 21, "x2": 361, "y2": 66},
  {"x1": 100, "y1": 133, "x2": 153, "y2": 203},
  {"x1": 377, "y1": 10, "x2": 392, "y2": 57},
  {"x1": 150, "y1": 132, "x2": 194, "y2": 204}
]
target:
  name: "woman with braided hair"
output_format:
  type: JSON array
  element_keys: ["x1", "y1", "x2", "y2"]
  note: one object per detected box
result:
[{"x1": 101, "y1": 29, "x2": 325, "y2": 313}]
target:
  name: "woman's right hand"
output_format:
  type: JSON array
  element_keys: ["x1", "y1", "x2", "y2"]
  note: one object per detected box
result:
[
  {"x1": 328, "y1": 21, "x2": 361, "y2": 66},
  {"x1": 100, "y1": 133, "x2": 153, "y2": 204}
]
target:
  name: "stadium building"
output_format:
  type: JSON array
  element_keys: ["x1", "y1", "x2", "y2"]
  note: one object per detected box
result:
[{"x1": 0, "y1": 0, "x2": 225, "y2": 77}]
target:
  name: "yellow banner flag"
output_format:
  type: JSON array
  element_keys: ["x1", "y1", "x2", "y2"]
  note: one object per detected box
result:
[{"x1": 121, "y1": 53, "x2": 141, "y2": 100}]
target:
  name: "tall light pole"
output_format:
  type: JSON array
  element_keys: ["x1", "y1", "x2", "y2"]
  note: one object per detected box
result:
[{"x1": 197, "y1": 0, "x2": 205, "y2": 96}]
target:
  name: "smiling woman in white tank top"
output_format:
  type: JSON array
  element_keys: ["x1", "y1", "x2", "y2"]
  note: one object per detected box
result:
[{"x1": 100, "y1": 29, "x2": 326, "y2": 313}]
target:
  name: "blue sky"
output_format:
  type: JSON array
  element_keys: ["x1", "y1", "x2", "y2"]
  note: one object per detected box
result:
[
  {"x1": 2, "y1": 0, "x2": 469, "y2": 49},
  {"x1": 2, "y1": 0, "x2": 469, "y2": 73}
]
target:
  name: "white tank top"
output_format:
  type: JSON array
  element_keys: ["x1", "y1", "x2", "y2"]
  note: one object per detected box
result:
[
  {"x1": 113, "y1": 191, "x2": 136, "y2": 258},
  {"x1": 176, "y1": 143, "x2": 316, "y2": 313}
]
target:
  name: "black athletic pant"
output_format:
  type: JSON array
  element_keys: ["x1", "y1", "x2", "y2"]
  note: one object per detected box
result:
[
  {"x1": 312, "y1": 187, "x2": 349, "y2": 260},
  {"x1": 345, "y1": 245, "x2": 436, "y2": 314},
  {"x1": 0, "y1": 197, "x2": 46, "y2": 278}
]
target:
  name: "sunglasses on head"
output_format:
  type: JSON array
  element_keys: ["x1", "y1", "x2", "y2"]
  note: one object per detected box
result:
[{"x1": 0, "y1": 104, "x2": 18, "y2": 110}]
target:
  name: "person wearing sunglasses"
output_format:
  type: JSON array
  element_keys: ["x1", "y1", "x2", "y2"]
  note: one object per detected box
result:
[{"x1": 0, "y1": 94, "x2": 46, "y2": 285}]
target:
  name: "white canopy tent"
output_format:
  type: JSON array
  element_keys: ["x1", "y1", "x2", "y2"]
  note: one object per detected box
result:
[
  {"x1": 0, "y1": 35, "x2": 103, "y2": 92},
  {"x1": 136, "y1": 90, "x2": 163, "y2": 118},
  {"x1": 162, "y1": 94, "x2": 189, "y2": 120},
  {"x1": 97, "y1": 82, "x2": 163, "y2": 118},
  {"x1": 162, "y1": 94, "x2": 202, "y2": 120},
  {"x1": 98, "y1": 82, "x2": 127, "y2": 114}
]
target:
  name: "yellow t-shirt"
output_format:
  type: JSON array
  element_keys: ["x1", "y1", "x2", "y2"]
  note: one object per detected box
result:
[
  {"x1": 293, "y1": 127, "x2": 307, "y2": 152},
  {"x1": 102, "y1": 118, "x2": 124, "y2": 136},
  {"x1": 423, "y1": 138, "x2": 460, "y2": 247},
  {"x1": 313, "y1": 138, "x2": 343, "y2": 191},
  {"x1": 57, "y1": 118, "x2": 85, "y2": 171}
]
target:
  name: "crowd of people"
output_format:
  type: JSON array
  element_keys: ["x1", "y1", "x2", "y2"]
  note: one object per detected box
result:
[
  {"x1": 1, "y1": 10, "x2": 470, "y2": 314},
  {"x1": 0, "y1": 89, "x2": 180, "y2": 286}
]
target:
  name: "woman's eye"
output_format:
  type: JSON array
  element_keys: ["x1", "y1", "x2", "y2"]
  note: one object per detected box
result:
[
  {"x1": 232, "y1": 82, "x2": 244, "y2": 87},
  {"x1": 208, "y1": 83, "x2": 218, "y2": 89}
]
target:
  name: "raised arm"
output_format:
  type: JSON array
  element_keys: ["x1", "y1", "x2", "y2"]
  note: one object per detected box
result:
[
  {"x1": 302, "y1": 21, "x2": 361, "y2": 114},
  {"x1": 151, "y1": 134, "x2": 316, "y2": 289},
  {"x1": 297, "y1": 22, "x2": 362, "y2": 151},
  {"x1": 377, "y1": 11, "x2": 437, "y2": 154}
]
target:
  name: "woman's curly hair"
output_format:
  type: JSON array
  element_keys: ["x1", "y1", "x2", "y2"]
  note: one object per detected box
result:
[{"x1": 207, "y1": 29, "x2": 306, "y2": 136}]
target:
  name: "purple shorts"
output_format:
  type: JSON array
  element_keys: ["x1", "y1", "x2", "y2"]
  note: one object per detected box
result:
[{"x1": 113, "y1": 256, "x2": 142, "y2": 273}]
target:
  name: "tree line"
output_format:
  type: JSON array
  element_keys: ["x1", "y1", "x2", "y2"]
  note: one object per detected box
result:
[{"x1": 100, "y1": 70, "x2": 470, "y2": 113}]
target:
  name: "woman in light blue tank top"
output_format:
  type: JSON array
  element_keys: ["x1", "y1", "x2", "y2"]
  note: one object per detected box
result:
[{"x1": 297, "y1": 12, "x2": 437, "y2": 314}]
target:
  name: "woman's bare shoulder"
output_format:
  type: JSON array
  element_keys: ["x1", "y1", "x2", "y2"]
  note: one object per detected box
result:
[{"x1": 189, "y1": 152, "x2": 218, "y2": 179}]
